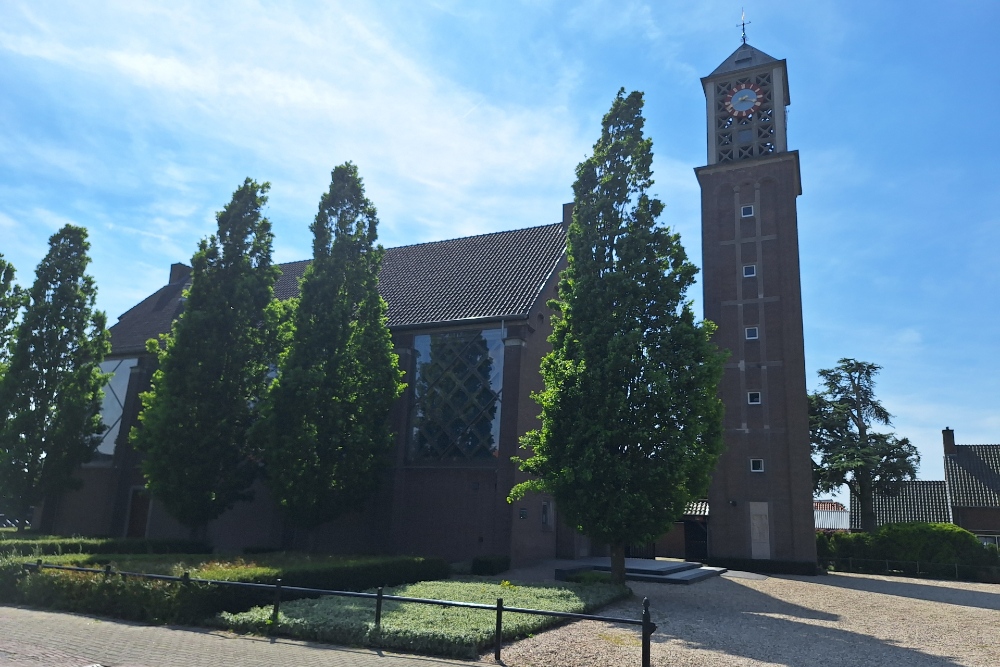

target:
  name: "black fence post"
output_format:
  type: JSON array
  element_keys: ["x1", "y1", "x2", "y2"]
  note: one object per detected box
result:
[
  {"x1": 269, "y1": 578, "x2": 282, "y2": 635},
  {"x1": 104, "y1": 564, "x2": 113, "y2": 580},
  {"x1": 181, "y1": 571, "x2": 190, "y2": 585},
  {"x1": 375, "y1": 586, "x2": 384, "y2": 630},
  {"x1": 494, "y1": 597, "x2": 503, "y2": 662},
  {"x1": 641, "y1": 597, "x2": 656, "y2": 667}
]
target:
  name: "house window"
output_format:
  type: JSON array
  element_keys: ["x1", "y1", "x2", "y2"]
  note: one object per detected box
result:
[
  {"x1": 748, "y1": 392, "x2": 761, "y2": 405},
  {"x1": 745, "y1": 327, "x2": 759, "y2": 340},
  {"x1": 743, "y1": 264, "x2": 756, "y2": 278},
  {"x1": 750, "y1": 458, "x2": 764, "y2": 472},
  {"x1": 408, "y1": 328, "x2": 505, "y2": 462},
  {"x1": 978, "y1": 535, "x2": 999, "y2": 547},
  {"x1": 741, "y1": 204, "x2": 754, "y2": 217}
]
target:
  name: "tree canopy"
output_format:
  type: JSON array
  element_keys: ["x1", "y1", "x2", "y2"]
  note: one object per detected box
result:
[
  {"x1": 133, "y1": 178, "x2": 280, "y2": 534},
  {"x1": 0, "y1": 254, "x2": 23, "y2": 371},
  {"x1": 511, "y1": 89, "x2": 726, "y2": 584},
  {"x1": 0, "y1": 226, "x2": 109, "y2": 529},
  {"x1": 810, "y1": 358, "x2": 920, "y2": 533},
  {"x1": 255, "y1": 162, "x2": 404, "y2": 529}
]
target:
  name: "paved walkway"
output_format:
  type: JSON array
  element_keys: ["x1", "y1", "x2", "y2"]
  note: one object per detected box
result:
[{"x1": 0, "y1": 605, "x2": 474, "y2": 667}]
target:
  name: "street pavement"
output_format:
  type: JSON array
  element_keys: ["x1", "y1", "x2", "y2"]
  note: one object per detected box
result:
[{"x1": 0, "y1": 605, "x2": 477, "y2": 666}]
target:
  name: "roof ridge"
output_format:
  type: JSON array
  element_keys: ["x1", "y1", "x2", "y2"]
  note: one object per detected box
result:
[{"x1": 277, "y1": 222, "x2": 565, "y2": 269}]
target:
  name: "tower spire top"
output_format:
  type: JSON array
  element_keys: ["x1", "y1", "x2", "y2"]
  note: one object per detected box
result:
[{"x1": 738, "y1": 8, "x2": 750, "y2": 45}]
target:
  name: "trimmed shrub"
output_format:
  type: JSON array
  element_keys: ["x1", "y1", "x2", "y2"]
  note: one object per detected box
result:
[
  {"x1": 822, "y1": 523, "x2": 999, "y2": 566},
  {"x1": 818, "y1": 523, "x2": 1000, "y2": 582},
  {"x1": 563, "y1": 570, "x2": 613, "y2": 585},
  {"x1": 3, "y1": 554, "x2": 451, "y2": 625},
  {"x1": 470, "y1": 555, "x2": 510, "y2": 576},
  {"x1": 0, "y1": 537, "x2": 211, "y2": 557}
]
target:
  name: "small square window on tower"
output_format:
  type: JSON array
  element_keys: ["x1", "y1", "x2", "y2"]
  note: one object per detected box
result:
[
  {"x1": 741, "y1": 204, "x2": 754, "y2": 217},
  {"x1": 743, "y1": 264, "x2": 756, "y2": 278},
  {"x1": 748, "y1": 392, "x2": 762, "y2": 405},
  {"x1": 745, "y1": 327, "x2": 759, "y2": 340},
  {"x1": 750, "y1": 458, "x2": 764, "y2": 472}
]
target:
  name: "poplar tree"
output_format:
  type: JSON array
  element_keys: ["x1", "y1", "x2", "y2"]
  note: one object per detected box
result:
[
  {"x1": 0, "y1": 254, "x2": 22, "y2": 370},
  {"x1": 0, "y1": 226, "x2": 109, "y2": 530},
  {"x1": 511, "y1": 90, "x2": 726, "y2": 584},
  {"x1": 133, "y1": 179, "x2": 279, "y2": 535},
  {"x1": 256, "y1": 162, "x2": 404, "y2": 528},
  {"x1": 810, "y1": 358, "x2": 920, "y2": 533}
]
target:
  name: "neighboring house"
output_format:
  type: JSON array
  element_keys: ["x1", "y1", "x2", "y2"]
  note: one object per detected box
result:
[
  {"x1": 813, "y1": 500, "x2": 849, "y2": 531},
  {"x1": 943, "y1": 428, "x2": 1000, "y2": 547},
  {"x1": 846, "y1": 429, "x2": 1000, "y2": 548},
  {"x1": 37, "y1": 218, "x2": 575, "y2": 566},
  {"x1": 849, "y1": 481, "x2": 951, "y2": 530}
]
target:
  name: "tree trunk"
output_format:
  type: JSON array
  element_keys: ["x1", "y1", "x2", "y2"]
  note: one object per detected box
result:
[
  {"x1": 858, "y1": 471, "x2": 877, "y2": 533},
  {"x1": 610, "y1": 543, "x2": 627, "y2": 585}
]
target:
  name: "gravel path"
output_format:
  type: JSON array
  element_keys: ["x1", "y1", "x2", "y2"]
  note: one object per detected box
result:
[{"x1": 494, "y1": 570, "x2": 1000, "y2": 667}]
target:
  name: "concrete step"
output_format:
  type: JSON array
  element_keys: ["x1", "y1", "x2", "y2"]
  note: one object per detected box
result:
[
  {"x1": 554, "y1": 558, "x2": 727, "y2": 585},
  {"x1": 588, "y1": 559, "x2": 702, "y2": 576},
  {"x1": 621, "y1": 566, "x2": 727, "y2": 585}
]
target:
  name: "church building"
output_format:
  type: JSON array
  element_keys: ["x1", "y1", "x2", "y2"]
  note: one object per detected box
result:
[{"x1": 37, "y1": 40, "x2": 817, "y2": 568}]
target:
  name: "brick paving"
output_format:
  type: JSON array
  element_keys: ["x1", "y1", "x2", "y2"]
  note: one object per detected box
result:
[{"x1": 0, "y1": 605, "x2": 474, "y2": 667}]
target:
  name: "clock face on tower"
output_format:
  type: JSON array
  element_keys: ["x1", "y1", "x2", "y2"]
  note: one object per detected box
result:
[{"x1": 725, "y1": 83, "x2": 764, "y2": 118}]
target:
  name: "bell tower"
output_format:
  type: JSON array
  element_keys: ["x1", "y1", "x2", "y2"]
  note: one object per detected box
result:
[{"x1": 695, "y1": 43, "x2": 817, "y2": 564}]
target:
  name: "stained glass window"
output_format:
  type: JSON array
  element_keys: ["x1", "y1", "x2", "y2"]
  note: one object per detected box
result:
[
  {"x1": 95, "y1": 357, "x2": 138, "y2": 459},
  {"x1": 408, "y1": 329, "x2": 504, "y2": 461}
]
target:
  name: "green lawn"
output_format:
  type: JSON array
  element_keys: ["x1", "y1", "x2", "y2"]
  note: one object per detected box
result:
[{"x1": 219, "y1": 577, "x2": 633, "y2": 659}]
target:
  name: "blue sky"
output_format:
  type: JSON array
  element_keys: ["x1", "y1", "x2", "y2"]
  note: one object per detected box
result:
[{"x1": 2, "y1": 1, "x2": 997, "y2": 496}]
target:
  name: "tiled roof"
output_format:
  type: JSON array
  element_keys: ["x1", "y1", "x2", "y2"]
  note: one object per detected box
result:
[
  {"x1": 814, "y1": 500, "x2": 846, "y2": 512},
  {"x1": 945, "y1": 444, "x2": 1000, "y2": 507},
  {"x1": 708, "y1": 43, "x2": 778, "y2": 77},
  {"x1": 850, "y1": 481, "x2": 952, "y2": 530},
  {"x1": 109, "y1": 223, "x2": 566, "y2": 355},
  {"x1": 108, "y1": 281, "x2": 189, "y2": 356}
]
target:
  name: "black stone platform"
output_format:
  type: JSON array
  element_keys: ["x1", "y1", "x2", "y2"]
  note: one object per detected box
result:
[{"x1": 555, "y1": 557, "x2": 726, "y2": 585}]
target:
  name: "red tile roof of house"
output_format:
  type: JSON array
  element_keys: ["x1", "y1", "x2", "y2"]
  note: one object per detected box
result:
[
  {"x1": 850, "y1": 480, "x2": 952, "y2": 529},
  {"x1": 945, "y1": 444, "x2": 1000, "y2": 508}
]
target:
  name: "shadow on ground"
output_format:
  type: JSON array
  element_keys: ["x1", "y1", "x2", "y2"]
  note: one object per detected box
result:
[
  {"x1": 790, "y1": 571, "x2": 1000, "y2": 611},
  {"x1": 632, "y1": 575, "x2": 971, "y2": 667}
]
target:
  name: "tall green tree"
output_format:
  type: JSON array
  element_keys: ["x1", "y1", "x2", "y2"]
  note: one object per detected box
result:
[
  {"x1": 810, "y1": 358, "x2": 919, "y2": 533},
  {"x1": 256, "y1": 162, "x2": 404, "y2": 529},
  {"x1": 133, "y1": 179, "x2": 280, "y2": 535},
  {"x1": 0, "y1": 226, "x2": 109, "y2": 530},
  {"x1": 0, "y1": 253, "x2": 23, "y2": 370},
  {"x1": 511, "y1": 90, "x2": 726, "y2": 584}
]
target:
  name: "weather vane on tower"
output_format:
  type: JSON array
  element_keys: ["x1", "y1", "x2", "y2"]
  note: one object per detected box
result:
[{"x1": 738, "y1": 8, "x2": 750, "y2": 45}]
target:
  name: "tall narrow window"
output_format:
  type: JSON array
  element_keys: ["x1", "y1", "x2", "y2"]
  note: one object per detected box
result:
[{"x1": 93, "y1": 357, "x2": 139, "y2": 462}]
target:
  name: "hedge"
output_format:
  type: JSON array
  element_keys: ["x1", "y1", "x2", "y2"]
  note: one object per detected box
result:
[
  {"x1": 0, "y1": 537, "x2": 211, "y2": 557},
  {"x1": 817, "y1": 523, "x2": 1000, "y2": 582},
  {"x1": 470, "y1": 554, "x2": 510, "y2": 576},
  {"x1": 1, "y1": 554, "x2": 451, "y2": 625},
  {"x1": 817, "y1": 523, "x2": 1000, "y2": 566}
]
